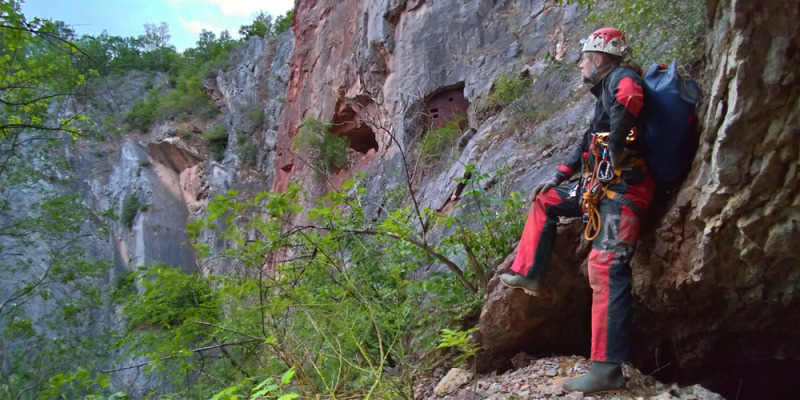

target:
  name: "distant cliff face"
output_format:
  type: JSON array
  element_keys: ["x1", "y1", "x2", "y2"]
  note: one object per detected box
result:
[
  {"x1": 80, "y1": 33, "x2": 294, "y2": 281},
  {"x1": 52, "y1": 34, "x2": 294, "y2": 396}
]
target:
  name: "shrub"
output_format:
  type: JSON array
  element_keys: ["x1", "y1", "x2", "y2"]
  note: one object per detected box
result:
[
  {"x1": 159, "y1": 74, "x2": 218, "y2": 120},
  {"x1": 245, "y1": 107, "x2": 265, "y2": 126},
  {"x1": 123, "y1": 264, "x2": 219, "y2": 331},
  {"x1": 474, "y1": 71, "x2": 532, "y2": 124},
  {"x1": 274, "y1": 10, "x2": 293, "y2": 35},
  {"x1": 112, "y1": 270, "x2": 137, "y2": 301},
  {"x1": 294, "y1": 117, "x2": 350, "y2": 174},
  {"x1": 120, "y1": 193, "x2": 140, "y2": 228},
  {"x1": 203, "y1": 125, "x2": 229, "y2": 161},
  {"x1": 487, "y1": 72, "x2": 531, "y2": 107},
  {"x1": 124, "y1": 89, "x2": 160, "y2": 132},
  {"x1": 420, "y1": 115, "x2": 465, "y2": 159},
  {"x1": 234, "y1": 130, "x2": 258, "y2": 166}
]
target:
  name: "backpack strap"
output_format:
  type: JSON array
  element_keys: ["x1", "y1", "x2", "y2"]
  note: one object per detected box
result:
[{"x1": 605, "y1": 190, "x2": 645, "y2": 220}]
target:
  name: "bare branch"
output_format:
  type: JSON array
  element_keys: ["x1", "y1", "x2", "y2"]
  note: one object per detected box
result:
[
  {"x1": 189, "y1": 321, "x2": 263, "y2": 341},
  {"x1": 99, "y1": 339, "x2": 261, "y2": 374},
  {"x1": 357, "y1": 94, "x2": 430, "y2": 241},
  {"x1": 344, "y1": 228, "x2": 476, "y2": 294}
]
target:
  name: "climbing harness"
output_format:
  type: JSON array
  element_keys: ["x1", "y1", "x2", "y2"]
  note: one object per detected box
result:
[{"x1": 580, "y1": 131, "x2": 645, "y2": 241}]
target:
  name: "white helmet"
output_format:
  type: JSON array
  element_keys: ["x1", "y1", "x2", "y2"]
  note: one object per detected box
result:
[{"x1": 581, "y1": 27, "x2": 627, "y2": 57}]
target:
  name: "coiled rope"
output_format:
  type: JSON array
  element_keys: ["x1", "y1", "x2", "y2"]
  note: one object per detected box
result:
[{"x1": 581, "y1": 134, "x2": 610, "y2": 241}]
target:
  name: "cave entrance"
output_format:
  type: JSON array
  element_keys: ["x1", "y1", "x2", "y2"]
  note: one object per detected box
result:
[
  {"x1": 330, "y1": 106, "x2": 378, "y2": 154},
  {"x1": 426, "y1": 86, "x2": 469, "y2": 130}
]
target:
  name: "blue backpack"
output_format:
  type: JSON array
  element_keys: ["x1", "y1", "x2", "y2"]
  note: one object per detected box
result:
[{"x1": 638, "y1": 61, "x2": 700, "y2": 186}]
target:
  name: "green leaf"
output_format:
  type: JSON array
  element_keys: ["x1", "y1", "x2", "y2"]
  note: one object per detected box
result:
[{"x1": 280, "y1": 367, "x2": 296, "y2": 385}]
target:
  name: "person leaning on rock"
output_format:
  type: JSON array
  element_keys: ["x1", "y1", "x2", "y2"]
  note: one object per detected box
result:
[{"x1": 499, "y1": 27, "x2": 655, "y2": 395}]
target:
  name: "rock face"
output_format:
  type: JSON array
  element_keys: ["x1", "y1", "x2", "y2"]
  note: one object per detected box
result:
[
  {"x1": 277, "y1": 0, "x2": 800, "y2": 398},
  {"x1": 628, "y1": 0, "x2": 800, "y2": 395},
  {"x1": 81, "y1": 33, "x2": 295, "y2": 281},
  {"x1": 276, "y1": 0, "x2": 589, "y2": 202}
]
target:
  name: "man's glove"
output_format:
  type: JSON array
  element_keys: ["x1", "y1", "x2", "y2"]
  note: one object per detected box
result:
[
  {"x1": 532, "y1": 175, "x2": 562, "y2": 199},
  {"x1": 607, "y1": 145, "x2": 631, "y2": 171}
]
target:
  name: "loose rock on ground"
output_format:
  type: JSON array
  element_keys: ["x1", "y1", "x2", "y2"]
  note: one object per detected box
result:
[{"x1": 415, "y1": 355, "x2": 724, "y2": 400}]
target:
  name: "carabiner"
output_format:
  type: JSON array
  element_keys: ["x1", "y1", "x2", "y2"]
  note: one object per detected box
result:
[{"x1": 597, "y1": 159, "x2": 614, "y2": 183}]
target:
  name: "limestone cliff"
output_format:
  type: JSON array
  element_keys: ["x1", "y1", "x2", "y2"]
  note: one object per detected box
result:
[{"x1": 11, "y1": 0, "x2": 796, "y2": 398}]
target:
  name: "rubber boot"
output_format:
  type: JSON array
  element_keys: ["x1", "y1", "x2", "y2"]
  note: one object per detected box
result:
[
  {"x1": 499, "y1": 273, "x2": 542, "y2": 296},
  {"x1": 562, "y1": 361, "x2": 624, "y2": 394}
]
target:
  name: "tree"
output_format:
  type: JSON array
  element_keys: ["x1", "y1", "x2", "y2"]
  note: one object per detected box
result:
[
  {"x1": 273, "y1": 9, "x2": 293, "y2": 35},
  {"x1": 0, "y1": 2, "x2": 112, "y2": 398},
  {"x1": 239, "y1": 11, "x2": 273, "y2": 38},
  {"x1": 140, "y1": 22, "x2": 171, "y2": 51},
  {"x1": 138, "y1": 22, "x2": 178, "y2": 71},
  {"x1": 238, "y1": 9, "x2": 293, "y2": 39}
]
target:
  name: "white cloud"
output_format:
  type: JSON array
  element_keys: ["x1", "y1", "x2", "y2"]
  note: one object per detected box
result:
[
  {"x1": 165, "y1": 0, "x2": 293, "y2": 17},
  {"x1": 201, "y1": 0, "x2": 264, "y2": 17},
  {"x1": 177, "y1": 16, "x2": 224, "y2": 36}
]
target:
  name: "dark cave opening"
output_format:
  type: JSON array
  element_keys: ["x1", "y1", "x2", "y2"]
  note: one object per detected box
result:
[
  {"x1": 700, "y1": 359, "x2": 800, "y2": 400},
  {"x1": 330, "y1": 105, "x2": 378, "y2": 154},
  {"x1": 636, "y1": 340, "x2": 800, "y2": 399}
]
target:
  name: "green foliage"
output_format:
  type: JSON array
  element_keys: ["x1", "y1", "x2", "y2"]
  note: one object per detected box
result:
[
  {"x1": 245, "y1": 107, "x2": 266, "y2": 125},
  {"x1": 155, "y1": 163, "x2": 527, "y2": 398},
  {"x1": 239, "y1": 13, "x2": 272, "y2": 38},
  {"x1": 38, "y1": 368, "x2": 110, "y2": 400},
  {"x1": 273, "y1": 10, "x2": 293, "y2": 36},
  {"x1": 234, "y1": 130, "x2": 258, "y2": 166},
  {"x1": 1, "y1": 1, "x2": 85, "y2": 141},
  {"x1": 112, "y1": 270, "x2": 137, "y2": 301},
  {"x1": 204, "y1": 125, "x2": 230, "y2": 161},
  {"x1": 437, "y1": 328, "x2": 480, "y2": 367},
  {"x1": 473, "y1": 71, "x2": 533, "y2": 125},
  {"x1": 123, "y1": 264, "x2": 219, "y2": 331},
  {"x1": 183, "y1": 29, "x2": 238, "y2": 74},
  {"x1": 124, "y1": 89, "x2": 160, "y2": 132},
  {"x1": 120, "y1": 193, "x2": 141, "y2": 228},
  {"x1": 1, "y1": 5, "x2": 115, "y2": 398},
  {"x1": 239, "y1": 9, "x2": 293, "y2": 38},
  {"x1": 420, "y1": 115, "x2": 465, "y2": 160},
  {"x1": 568, "y1": 0, "x2": 705, "y2": 66},
  {"x1": 294, "y1": 117, "x2": 350, "y2": 174},
  {"x1": 122, "y1": 75, "x2": 219, "y2": 132},
  {"x1": 559, "y1": 0, "x2": 594, "y2": 9},
  {"x1": 159, "y1": 74, "x2": 219, "y2": 119},
  {"x1": 444, "y1": 164, "x2": 527, "y2": 291},
  {"x1": 487, "y1": 72, "x2": 532, "y2": 108},
  {"x1": 233, "y1": 368, "x2": 299, "y2": 400}
]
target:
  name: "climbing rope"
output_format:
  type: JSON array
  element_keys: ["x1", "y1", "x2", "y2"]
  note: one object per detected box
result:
[
  {"x1": 582, "y1": 180, "x2": 606, "y2": 241},
  {"x1": 581, "y1": 133, "x2": 611, "y2": 241}
]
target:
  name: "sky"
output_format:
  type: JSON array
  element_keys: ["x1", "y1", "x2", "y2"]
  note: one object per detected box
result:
[{"x1": 21, "y1": 0, "x2": 295, "y2": 51}]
